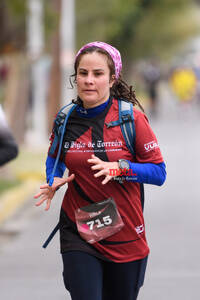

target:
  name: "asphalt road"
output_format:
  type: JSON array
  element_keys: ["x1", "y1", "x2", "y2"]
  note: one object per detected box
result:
[{"x1": 0, "y1": 96, "x2": 200, "y2": 300}]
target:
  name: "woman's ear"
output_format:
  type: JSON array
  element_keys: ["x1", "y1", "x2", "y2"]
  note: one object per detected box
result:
[{"x1": 109, "y1": 75, "x2": 116, "y2": 88}]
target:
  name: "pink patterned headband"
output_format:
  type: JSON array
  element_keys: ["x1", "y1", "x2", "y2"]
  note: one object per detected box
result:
[{"x1": 75, "y1": 41, "x2": 122, "y2": 79}]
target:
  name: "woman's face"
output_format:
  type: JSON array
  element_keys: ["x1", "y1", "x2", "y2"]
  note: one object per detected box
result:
[{"x1": 76, "y1": 52, "x2": 114, "y2": 108}]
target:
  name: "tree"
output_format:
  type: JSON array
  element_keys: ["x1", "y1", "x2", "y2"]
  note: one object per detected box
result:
[
  {"x1": 76, "y1": 0, "x2": 200, "y2": 64},
  {"x1": 0, "y1": 0, "x2": 26, "y2": 54},
  {"x1": 3, "y1": 0, "x2": 200, "y2": 63}
]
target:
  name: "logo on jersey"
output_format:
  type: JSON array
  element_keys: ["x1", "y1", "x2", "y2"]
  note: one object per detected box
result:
[
  {"x1": 109, "y1": 169, "x2": 137, "y2": 177},
  {"x1": 144, "y1": 141, "x2": 159, "y2": 152},
  {"x1": 63, "y1": 140, "x2": 123, "y2": 153},
  {"x1": 135, "y1": 224, "x2": 144, "y2": 235}
]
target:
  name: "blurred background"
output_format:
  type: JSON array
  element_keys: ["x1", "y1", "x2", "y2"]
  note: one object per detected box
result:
[{"x1": 0, "y1": 1, "x2": 200, "y2": 299}]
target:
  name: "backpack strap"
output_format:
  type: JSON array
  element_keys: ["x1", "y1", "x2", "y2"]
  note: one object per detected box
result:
[
  {"x1": 49, "y1": 102, "x2": 75, "y2": 156},
  {"x1": 42, "y1": 222, "x2": 60, "y2": 248},
  {"x1": 106, "y1": 99, "x2": 136, "y2": 156},
  {"x1": 119, "y1": 99, "x2": 135, "y2": 156},
  {"x1": 48, "y1": 102, "x2": 77, "y2": 186}
]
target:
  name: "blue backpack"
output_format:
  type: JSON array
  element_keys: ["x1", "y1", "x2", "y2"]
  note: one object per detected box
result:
[
  {"x1": 43, "y1": 98, "x2": 137, "y2": 248},
  {"x1": 48, "y1": 99, "x2": 136, "y2": 187}
]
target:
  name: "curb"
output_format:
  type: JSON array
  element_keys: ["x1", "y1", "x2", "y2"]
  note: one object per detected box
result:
[{"x1": 0, "y1": 179, "x2": 41, "y2": 225}]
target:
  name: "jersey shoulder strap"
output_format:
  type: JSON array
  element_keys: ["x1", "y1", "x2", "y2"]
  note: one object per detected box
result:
[{"x1": 106, "y1": 99, "x2": 136, "y2": 156}]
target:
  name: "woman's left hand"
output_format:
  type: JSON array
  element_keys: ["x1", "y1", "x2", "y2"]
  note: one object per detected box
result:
[{"x1": 87, "y1": 154, "x2": 119, "y2": 185}]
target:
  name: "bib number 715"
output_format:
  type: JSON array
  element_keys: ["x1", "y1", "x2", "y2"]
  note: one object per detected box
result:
[{"x1": 86, "y1": 215, "x2": 112, "y2": 230}]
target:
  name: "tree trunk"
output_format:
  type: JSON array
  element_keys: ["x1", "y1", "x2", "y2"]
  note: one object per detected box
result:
[
  {"x1": 4, "y1": 54, "x2": 30, "y2": 143},
  {"x1": 47, "y1": 0, "x2": 61, "y2": 133}
]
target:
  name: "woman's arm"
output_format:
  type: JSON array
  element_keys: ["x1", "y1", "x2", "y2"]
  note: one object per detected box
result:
[
  {"x1": 87, "y1": 155, "x2": 166, "y2": 186},
  {"x1": 35, "y1": 156, "x2": 73, "y2": 210},
  {"x1": 46, "y1": 155, "x2": 66, "y2": 183},
  {"x1": 126, "y1": 161, "x2": 166, "y2": 186}
]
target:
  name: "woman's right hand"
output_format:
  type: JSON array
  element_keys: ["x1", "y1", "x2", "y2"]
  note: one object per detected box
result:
[{"x1": 34, "y1": 174, "x2": 75, "y2": 211}]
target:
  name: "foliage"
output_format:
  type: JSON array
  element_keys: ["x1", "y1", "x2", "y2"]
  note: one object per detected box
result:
[
  {"x1": 43, "y1": 0, "x2": 60, "y2": 48},
  {"x1": 76, "y1": 0, "x2": 141, "y2": 48},
  {"x1": 6, "y1": 0, "x2": 27, "y2": 20},
  {"x1": 0, "y1": 0, "x2": 26, "y2": 53},
  {"x1": 131, "y1": 2, "x2": 200, "y2": 60},
  {"x1": 0, "y1": 0, "x2": 58, "y2": 53},
  {"x1": 1, "y1": 0, "x2": 200, "y2": 63},
  {"x1": 76, "y1": 0, "x2": 200, "y2": 62}
]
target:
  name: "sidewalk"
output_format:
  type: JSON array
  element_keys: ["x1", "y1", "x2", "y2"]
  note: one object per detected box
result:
[{"x1": 0, "y1": 188, "x2": 71, "y2": 300}]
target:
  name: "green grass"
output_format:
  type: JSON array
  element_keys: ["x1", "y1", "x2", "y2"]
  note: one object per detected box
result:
[
  {"x1": 0, "y1": 179, "x2": 22, "y2": 195},
  {"x1": 0, "y1": 146, "x2": 46, "y2": 197},
  {"x1": 8, "y1": 147, "x2": 46, "y2": 181}
]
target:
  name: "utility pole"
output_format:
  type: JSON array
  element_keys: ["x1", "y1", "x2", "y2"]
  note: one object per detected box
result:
[
  {"x1": 60, "y1": 0, "x2": 75, "y2": 105},
  {"x1": 48, "y1": 0, "x2": 61, "y2": 133},
  {"x1": 27, "y1": 0, "x2": 50, "y2": 146}
]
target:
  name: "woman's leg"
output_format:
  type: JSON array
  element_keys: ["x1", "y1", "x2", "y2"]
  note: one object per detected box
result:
[
  {"x1": 102, "y1": 256, "x2": 148, "y2": 300},
  {"x1": 62, "y1": 251, "x2": 103, "y2": 300}
]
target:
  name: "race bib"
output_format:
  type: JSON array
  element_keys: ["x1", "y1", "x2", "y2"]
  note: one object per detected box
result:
[{"x1": 75, "y1": 198, "x2": 124, "y2": 244}]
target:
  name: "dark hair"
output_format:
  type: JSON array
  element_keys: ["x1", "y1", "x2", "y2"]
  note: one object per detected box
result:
[{"x1": 70, "y1": 46, "x2": 144, "y2": 112}]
